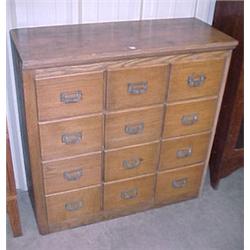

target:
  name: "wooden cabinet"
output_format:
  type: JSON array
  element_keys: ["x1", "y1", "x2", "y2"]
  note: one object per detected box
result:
[
  {"x1": 10, "y1": 18, "x2": 237, "y2": 234},
  {"x1": 209, "y1": 0, "x2": 244, "y2": 188},
  {"x1": 7, "y1": 126, "x2": 22, "y2": 237}
]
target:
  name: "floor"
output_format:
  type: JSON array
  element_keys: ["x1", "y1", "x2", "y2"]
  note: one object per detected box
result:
[{"x1": 7, "y1": 168, "x2": 244, "y2": 250}]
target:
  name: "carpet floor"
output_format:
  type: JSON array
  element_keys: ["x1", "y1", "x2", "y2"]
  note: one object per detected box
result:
[{"x1": 7, "y1": 168, "x2": 244, "y2": 250}]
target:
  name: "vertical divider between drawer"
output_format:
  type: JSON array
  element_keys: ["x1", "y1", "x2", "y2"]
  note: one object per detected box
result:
[
  {"x1": 101, "y1": 69, "x2": 108, "y2": 211},
  {"x1": 153, "y1": 64, "x2": 172, "y2": 202}
]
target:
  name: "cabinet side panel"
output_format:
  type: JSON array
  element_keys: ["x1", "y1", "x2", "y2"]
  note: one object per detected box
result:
[
  {"x1": 10, "y1": 37, "x2": 49, "y2": 234},
  {"x1": 198, "y1": 50, "x2": 232, "y2": 195}
]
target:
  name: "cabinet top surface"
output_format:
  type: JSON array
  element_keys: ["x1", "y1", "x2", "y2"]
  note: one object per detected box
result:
[{"x1": 10, "y1": 18, "x2": 237, "y2": 69}]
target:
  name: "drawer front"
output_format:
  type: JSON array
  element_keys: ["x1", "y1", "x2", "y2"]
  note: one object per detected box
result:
[
  {"x1": 107, "y1": 65, "x2": 168, "y2": 110},
  {"x1": 104, "y1": 175, "x2": 154, "y2": 210},
  {"x1": 156, "y1": 163, "x2": 203, "y2": 204},
  {"x1": 43, "y1": 153, "x2": 102, "y2": 194},
  {"x1": 39, "y1": 115, "x2": 103, "y2": 161},
  {"x1": 36, "y1": 72, "x2": 104, "y2": 121},
  {"x1": 163, "y1": 98, "x2": 217, "y2": 138},
  {"x1": 46, "y1": 186, "x2": 101, "y2": 226},
  {"x1": 105, "y1": 106, "x2": 163, "y2": 149},
  {"x1": 105, "y1": 142, "x2": 160, "y2": 181},
  {"x1": 160, "y1": 132, "x2": 210, "y2": 170},
  {"x1": 168, "y1": 59, "x2": 225, "y2": 102}
]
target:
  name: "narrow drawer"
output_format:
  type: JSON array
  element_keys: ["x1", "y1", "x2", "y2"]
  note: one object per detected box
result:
[
  {"x1": 39, "y1": 115, "x2": 102, "y2": 161},
  {"x1": 107, "y1": 65, "x2": 168, "y2": 110},
  {"x1": 163, "y1": 98, "x2": 217, "y2": 138},
  {"x1": 160, "y1": 132, "x2": 210, "y2": 170},
  {"x1": 105, "y1": 105, "x2": 163, "y2": 149},
  {"x1": 105, "y1": 142, "x2": 160, "y2": 181},
  {"x1": 43, "y1": 153, "x2": 102, "y2": 194},
  {"x1": 46, "y1": 185, "x2": 101, "y2": 226},
  {"x1": 104, "y1": 175, "x2": 154, "y2": 210},
  {"x1": 168, "y1": 59, "x2": 225, "y2": 102},
  {"x1": 155, "y1": 163, "x2": 203, "y2": 204},
  {"x1": 36, "y1": 72, "x2": 104, "y2": 121}
]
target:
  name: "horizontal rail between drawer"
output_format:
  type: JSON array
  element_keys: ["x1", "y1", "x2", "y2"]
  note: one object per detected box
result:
[
  {"x1": 41, "y1": 150, "x2": 102, "y2": 164},
  {"x1": 45, "y1": 184, "x2": 102, "y2": 198}
]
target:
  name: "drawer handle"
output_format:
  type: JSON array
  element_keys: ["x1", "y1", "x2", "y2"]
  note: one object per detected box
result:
[
  {"x1": 61, "y1": 132, "x2": 82, "y2": 145},
  {"x1": 181, "y1": 113, "x2": 198, "y2": 126},
  {"x1": 60, "y1": 90, "x2": 82, "y2": 104},
  {"x1": 125, "y1": 122, "x2": 144, "y2": 135},
  {"x1": 63, "y1": 168, "x2": 83, "y2": 181},
  {"x1": 187, "y1": 74, "x2": 206, "y2": 87},
  {"x1": 176, "y1": 148, "x2": 192, "y2": 159},
  {"x1": 172, "y1": 178, "x2": 188, "y2": 189},
  {"x1": 123, "y1": 158, "x2": 143, "y2": 169},
  {"x1": 121, "y1": 188, "x2": 138, "y2": 200},
  {"x1": 128, "y1": 81, "x2": 148, "y2": 95},
  {"x1": 64, "y1": 200, "x2": 83, "y2": 211}
]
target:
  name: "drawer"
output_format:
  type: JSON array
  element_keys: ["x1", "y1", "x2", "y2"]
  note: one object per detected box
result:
[
  {"x1": 39, "y1": 115, "x2": 103, "y2": 161},
  {"x1": 163, "y1": 98, "x2": 217, "y2": 138},
  {"x1": 155, "y1": 163, "x2": 203, "y2": 204},
  {"x1": 105, "y1": 105, "x2": 163, "y2": 149},
  {"x1": 46, "y1": 185, "x2": 101, "y2": 226},
  {"x1": 168, "y1": 59, "x2": 225, "y2": 102},
  {"x1": 43, "y1": 152, "x2": 102, "y2": 194},
  {"x1": 107, "y1": 65, "x2": 168, "y2": 110},
  {"x1": 36, "y1": 72, "x2": 104, "y2": 121},
  {"x1": 105, "y1": 142, "x2": 160, "y2": 181},
  {"x1": 160, "y1": 132, "x2": 210, "y2": 170},
  {"x1": 104, "y1": 175, "x2": 154, "y2": 210}
]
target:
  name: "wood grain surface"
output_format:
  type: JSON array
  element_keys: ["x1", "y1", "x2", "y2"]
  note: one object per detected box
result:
[
  {"x1": 104, "y1": 174, "x2": 154, "y2": 210},
  {"x1": 160, "y1": 132, "x2": 210, "y2": 170},
  {"x1": 168, "y1": 58, "x2": 225, "y2": 102},
  {"x1": 107, "y1": 65, "x2": 168, "y2": 110},
  {"x1": 46, "y1": 185, "x2": 101, "y2": 226},
  {"x1": 39, "y1": 114, "x2": 103, "y2": 160},
  {"x1": 163, "y1": 97, "x2": 217, "y2": 138},
  {"x1": 105, "y1": 105, "x2": 164, "y2": 149},
  {"x1": 105, "y1": 142, "x2": 160, "y2": 181},
  {"x1": 36, "y1": 71, "x2": 104, "y2": 121},
  {"x1": 156, "y1": 163, "x2": 204, "y2": 204},
  {"x1": 43, "y1": 152, "x2": 102, "y2": 194},
  {"x1": 10, "y1": 18, "x2": 237, "y2": 69}
]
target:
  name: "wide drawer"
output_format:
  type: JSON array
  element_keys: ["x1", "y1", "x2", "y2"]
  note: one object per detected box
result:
[
  {"x1": 46, "y1": 185, "x2": 101, "y2": 226},
  {"x1": 39, "y1": 115, "x2": 103, "y2": 161},
  {"x1": 107, "y1": 65, "x2": 168, "y2": 110},
  {"x1": 168, "y1": 59, "x2": 225, "y2": 102},
  {"x1": 36, "y1": 72, "x2": 104, "y2": 121},
  {"x1": 105, "y1": 105, "x2": 163, "y2": 149},
  {"x1": 43, "y1": 152, "x2": 102, "y2": 194},
  {"x1": 160, "y1": 132, "x2": 210, "y2": 170},
  {"x1": 105, "y1": 142, "x2": 160, "y2": 181},
  {"x1": 155, "y1": 163, "x2": 203, "y2": 204},
  {"x1": 104, "y1": 175, "x2": 154, "y2": 210},
  {"x1": 163, "y1": 98, "x2": 217, "y2": 138}
]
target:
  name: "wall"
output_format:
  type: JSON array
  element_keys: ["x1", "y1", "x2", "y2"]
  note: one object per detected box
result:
[{"x1": 6, "y1": 0, "x2": 216, "y2": 190}]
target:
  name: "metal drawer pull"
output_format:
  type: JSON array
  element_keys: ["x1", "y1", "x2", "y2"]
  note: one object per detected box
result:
[
  {"x1": 125, "y1": 122, "x2": 144, "y2": 135},
  {"x1": 61, "y1": 132, "x2": 82, "y2": 145},
  {"x1": 64, "y1": 200, "x2": 83, "y2": 211},
  {"x1": 121, "y1": 188, "x2": 138, "y2": 200},
  {"x1": 172, "y1": 178, "x2": 188, "y2": 189},
  {"x1": 176, "y1": 148, "x2": 192, "y2": 159},
  {"x1": 60, "y1": 90, "x2": 82, "y2": 104},
  {"x1": 181, "y1": 113, "x2": 198, "y2": 126},
  {"x1": 123, "y1": 158, "x2": 143, "y2": 169},
  {"x1": 63, "y1": 168, "x2": 83, "y2": 181},
  {"x1": 128, "y1": 81, "x2": 148, "y2": 95},
  {"x1": 187, "y1": 73, "x2": 206, "y2": 87}
]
